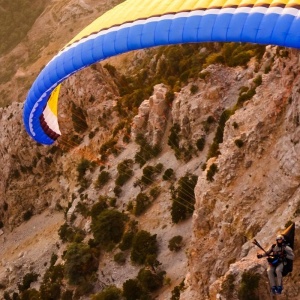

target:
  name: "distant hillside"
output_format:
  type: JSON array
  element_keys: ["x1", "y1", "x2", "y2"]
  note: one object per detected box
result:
[{"x1": 0, "y1": 0, "x2": 46, "y2": 56}]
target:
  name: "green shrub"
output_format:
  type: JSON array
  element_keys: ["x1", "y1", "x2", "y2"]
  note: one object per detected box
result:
[
  {"x1": 64, "y1": 243, "x2": 98, "y2": 285},
  {"x1": 205, "y1": 53, "x2": 225, "y2": 66},
  {"x1": 163, "y1": 168, "x2": 174, "y2": 181},
  {"x1": 100, "y1": 138, "x2": 118, "y2": 159},
  {"x1": 77, "y1": 159, "x2": 91, "y2": 181},
  {"x1": 264, "y1": 65, "x2": 271, "y2": 74},
  {"x1": 114, "y1": 252, "x2": 127, "y2": 265},
  {"x1": 119, "y1": 231, "x2": 135, "y2": 251},
  {"x1": 74, "y1": 279, "x2": 95, "y2": 297},
  {"x1": 206, "y1": 163, "x2": 218, "y2": 182},
  {"x1": 140, "y1": 165, "x2": 156, "y2": 185},
  {"x1": 171, "y1": 280, "x2": 185, "y2": 300},
  {"x1": 76, "y1": 201, "x2": 90, "y2": 217},
  {"x1": 92, "y1": 285, "x2": 122, "y2": 300},
  {"x1": 168, "y1": 236, "x2": 183, "y2": 252},
  {"x1": 131, "y1": 230, "x2": 158, "y2": 265},
  {"x1": 165, "y1": 90, "x2": 175, "y2": 105},
  {"x1": 134, "y1": 193, "x2": 151, "y2": 216},
  {"x1": 145, "y1": 254, "x2": 162, "y2": 270},
  {"x1": 137, "y1": 268, "x2": 165, "y2": 292},
  {"x1": 61, "y1": 290, "x2": 74, "y2": 300},
  {"x1": 253, "y1": 74, "x2": 262, "y2": 86},
  {"x1": 50, "y1": 253, "x2": 58, "y2": 267},
  {"x1": 18, "y1": 272, "x2": 39, "y2": 292},
  {"x1": 96, "y1": 171, "x2": 111, "y2": 188},
  {"x1": 123, "y1": 279, "x2": 148, "y2": 300},
  {"x1": 221, "y1": 274, "x2": 235, "y2": 299},
  {"x1": 207, "y1": 109, "x2": 233, "y2": 160},
  {"x1": 71, "y1": 102, "x2": 88, "y2": 133},
  {"x1": 109, "y1": 197, "x2": 117, "y2": 207},
  {"x1": 168, "y1": 123, "x2": 180, "y2": 153},
  {"x1": 112, "y1": 120, "x2": 126, "y2": 137},
  {"x1": 20, "y1": 289, "x2": 40, "y2": 300},
  {"x1": 91, "y1": 209, "x2": 126, "y2": 246},
  {"x1": 237, "y1": 88, "x2": 256, "y2": 107},
  {"x1": 40, "y1": 265, "x2": 64, "y2": 300},
  {"x1": 135, "y1": 135, "x2": 161, "y2": 167},
  {"x1": 190, "y1": 84, "x2": 199, "y2": 94},
  {"x1": 115, "y1": 159, "x2": 134, "y2": 186},
  {"x1": 90, "y1": 197, "x2": 109, "y2": 219},
  {"x1": 237, "y1": 272, "x2": 260, "y2": 300},
  {"x1": 196, "y1": 136, "x2": 206, "y2": 151},
  {"x1": 171, "y1": 173, "x2": 198, "y2": 223},
  {"x1": 3, "y1": 291, "x2": 10, "y2": 300},
  {"x1": 114, "y1": 185, "x2": 122, "y2": 197},
  {"x1": 58, "y1": 223, "x2": 85, "y2": 243},
  {"x1": 149, "y1": 186, "x2": 161, "y2": 200}
]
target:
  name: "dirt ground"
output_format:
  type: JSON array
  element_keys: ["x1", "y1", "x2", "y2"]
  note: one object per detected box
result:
[{"x1": 0, "y1": 210, "x2": 64, "y2": 292}]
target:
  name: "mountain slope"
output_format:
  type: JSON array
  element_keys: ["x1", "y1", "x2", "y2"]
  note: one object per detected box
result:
[{"x1": 0, "y1": 1, "x2": 300, "y2": 300}]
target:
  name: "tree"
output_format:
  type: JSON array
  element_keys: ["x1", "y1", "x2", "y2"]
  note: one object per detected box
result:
[
  {"x1": 91, "y1": 209, "x2": 126, "y2": 247},
  {"x1": 131, "y1": 230, "x2": 158, "y2": 264},
  {"x1": 134, "y1": 193, "x2": 151, "y2": 216},
  {"x1": 171, "y1": 173, "x2": 197, "y2": 223},
  {"x1": 137, "y1": 268, "x2": 165, "y2": 292},
  {"x1": 64, "y1": 243, "x2": 98, "y2": 285},
  {"x1": 18, "y1": 272, "x2": 39, "y2": 292},
  {"x1": 168, "y1": 235, "x2": 183, "y2": 252},
  {"x1": 40, "y1": 265, "x2": 64, "y2": 300},
  {"x1": 77, "y1": 159, "x2": 91, "y2": 181},
  {"x1": 90, "y1": 198, "x2": 109, "y2": 220},
  {"x1": 123, "y1": 279, "x2": 148, "y2": 300},
  {"x1": 96, "y1": 171, "x2": 111, "y2": 188},
  {"x1": 91, "y1": 285, "x2": 122, "y2": 300}
]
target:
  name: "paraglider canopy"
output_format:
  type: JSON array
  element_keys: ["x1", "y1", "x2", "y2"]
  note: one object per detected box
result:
[
  {"x1": 281, "y1": 222, "x2": 295, "y2": 249},
  {"x1": 23, "y1": 0, "x2": 300, "y2": 145}
]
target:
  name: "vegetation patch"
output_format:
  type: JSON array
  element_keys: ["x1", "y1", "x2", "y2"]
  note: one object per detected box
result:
[
  {"x1": 171, "y1": 173, "x2": 198, "y2": 223},
  {"x1": 135, "y1": 134, "x2": 161, "y2": 167},
  {"x1": 115, "y1": 159, "x2": 134, "y2": 186},
  {"x1": 131, "y1": 230, "x2": 158, "y2": 265},
  {"x1": 237, "y1": 271, "x2": 260, "y2": 300},
  {"x1": 91, "y1": 209, "x2": 127, "y2": 247},
  {"x1": 168, "y1": 235, "x2": 183, "y2": 252}
]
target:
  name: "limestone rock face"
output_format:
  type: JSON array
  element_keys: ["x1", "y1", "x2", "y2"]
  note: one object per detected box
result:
[
  {"x1": 181, "y1": 49, "x2": 300, "y2": 299},
  {"x1": 132, "y1": 83, "x2": 169, "y2": 145}
]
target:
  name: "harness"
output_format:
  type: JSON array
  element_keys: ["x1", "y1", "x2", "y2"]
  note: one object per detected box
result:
[
  {"x1": 268, "y1": 244, "x2": 293, "y2": 276},
  {"x1": 267, "y1": 244, "x2": 285, "y2": 267}
]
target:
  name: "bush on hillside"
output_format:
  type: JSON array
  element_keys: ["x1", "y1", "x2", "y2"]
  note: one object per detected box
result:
[
  {"x1": 131, "y1": 230, "x2": 158, "y2": 265},
  {"x1": 63, "y1": 243, "x2": 98, "y2": 285},
  {"x1": 137, "y1": 268, "x2": 166, "y2": 292},
  {"x1": 91, "y1": 285, "x2": 122, "y2": 300},
  {"x1": 134, "y1": 193, "x2": 151, "y2": 216},
  {"x1": 115, "y1": 159, "x2": 134, "y2": 186},
  {"x1": 123, "y1": 279, "x2": 149, "y2": 300},
  {"x1": 91, "y1": 209, "x2": 127, "y2": 247},
  {"x1": 171, "y1": 173, "x2": 198, "y2": 223},
  {"x1": 237, "y1": 272, "x2": 260, "y2": 300},
  {"x1": 168, "y1": 235, "x2": 183, "y2": 252},
  {"x1": 95, "y1": 170, "x2": 111, "y2": 188},
  {"x1": 163, "y1": 168, "x2": 175, "y2": 181}
]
